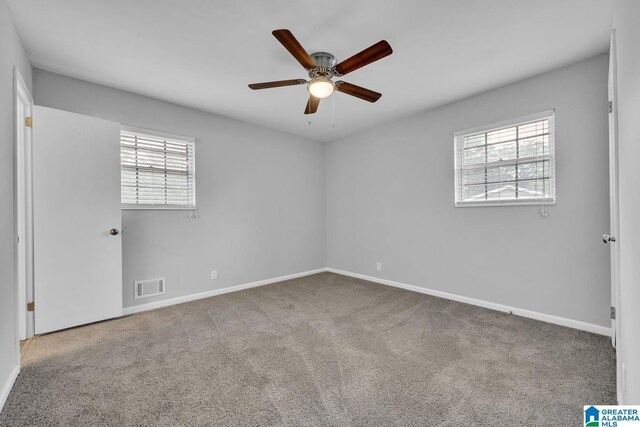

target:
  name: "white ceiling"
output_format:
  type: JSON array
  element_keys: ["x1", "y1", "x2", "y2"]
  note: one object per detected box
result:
[{"x1": 8, "y1": 0, "x2": 613, "y2": 142}]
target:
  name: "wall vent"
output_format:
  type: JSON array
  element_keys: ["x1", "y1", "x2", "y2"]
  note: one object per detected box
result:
[{"x1": 134, "y1": 277, "x2": 166, "y2": 300}]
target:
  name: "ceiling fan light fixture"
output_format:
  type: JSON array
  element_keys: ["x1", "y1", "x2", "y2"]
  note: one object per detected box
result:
[
  {"x1": 249, "y1": 30, "x2": 392, "y2": 114},
  {"x1": 308, "y1": 76, "x2": 335, "y2": 98}
]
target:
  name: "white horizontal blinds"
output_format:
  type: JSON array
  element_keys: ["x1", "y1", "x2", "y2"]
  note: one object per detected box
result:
[
  {"x1": 121, "y1": 129, "x2": 195, "y2": 208},
  {"x1": 456, "y1": 113, "x2": 555, "y2": 205}
]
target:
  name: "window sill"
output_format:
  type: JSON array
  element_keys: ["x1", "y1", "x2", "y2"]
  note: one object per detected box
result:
[
  {"x1": 455, "y1": 199, "x2": 556, "y2": 208},
  {"x1": 122, "y1": 205, "x2": 196, "y2": 211}
]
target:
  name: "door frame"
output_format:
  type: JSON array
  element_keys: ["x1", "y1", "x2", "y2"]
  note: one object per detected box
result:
[
  {"x1": 13, "y1": 66, "x2": 34, "y2": 348},
  {"x1": 608, "y1": 29, "x2": 622, "y2": 403}
]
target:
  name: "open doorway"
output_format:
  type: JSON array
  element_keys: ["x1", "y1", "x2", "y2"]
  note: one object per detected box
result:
[{"x1": 14, "y1": 67, "x2": 34, "y2": 346}]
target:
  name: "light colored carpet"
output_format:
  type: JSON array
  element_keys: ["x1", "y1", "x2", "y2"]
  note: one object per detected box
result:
[{"x1": 0, "y1": 272, "x2": 615, "y2": 426}]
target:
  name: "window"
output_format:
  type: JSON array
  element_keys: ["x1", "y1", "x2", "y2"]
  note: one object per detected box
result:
[
  {"x1": 454, "y1": 111, "x2": 555, "y2": 206},
  {"x1": 120, "y1": 126, "x2": 196, "y2": 209}
]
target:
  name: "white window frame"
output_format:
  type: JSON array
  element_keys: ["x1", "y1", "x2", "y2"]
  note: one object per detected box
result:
[
  {"x1": 453, "y1": 110, "x2": 556, "y2": 207},
  {"x1": 120, "y1": 125, "x2": 196, "y2": 210}
]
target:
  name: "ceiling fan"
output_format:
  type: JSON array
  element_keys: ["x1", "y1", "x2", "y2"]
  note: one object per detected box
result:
[{"x1": 249, "y1": 29, "x2": 393, "y2": 114}]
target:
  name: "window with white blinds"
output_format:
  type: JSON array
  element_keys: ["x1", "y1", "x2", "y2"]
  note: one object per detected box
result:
[
  {"x1": 120, "y1": 127, "x2": 196, "y2": 209},
  {"x1": 454, "y1": 111, "x2": 556, "y2": 206}
]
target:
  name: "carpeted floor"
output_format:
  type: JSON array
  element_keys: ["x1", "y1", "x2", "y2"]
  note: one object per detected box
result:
[{"x1": 0, "y1": 272, "x2": 616, "y2": 426}]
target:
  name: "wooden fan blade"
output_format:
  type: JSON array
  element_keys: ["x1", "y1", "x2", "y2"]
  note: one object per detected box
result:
[
  {"x1": 272, "y1": 29, "x2": 316, "y2": 70},
  {"x1": 304, "y1": 95, "x2": 320, "y2": 114},
  {"x1": 334, "y1": 40, "x2": 392, "y2": 76},
  {"x1": 335, "y1": 81, "x2": 381, "y2": 103},
  {"x1": 248, "y1": 79, "x2": 307, "y2": 90}
]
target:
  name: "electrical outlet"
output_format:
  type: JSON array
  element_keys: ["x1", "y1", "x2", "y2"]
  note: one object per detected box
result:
[
  {"x1": 211, "y1": 270, "x2": 218, "y2": 280},
  {"x1": 376, "y1": 262, "x2": 382, "y2": 271}
]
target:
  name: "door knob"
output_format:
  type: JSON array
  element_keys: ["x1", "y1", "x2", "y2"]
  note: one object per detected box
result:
[
  {"x1": 109, "y1": 228, "x2": 119, "y2": 236},
  {"x1": 602, "y1": 234, "x2": 616, "y2": 244}
]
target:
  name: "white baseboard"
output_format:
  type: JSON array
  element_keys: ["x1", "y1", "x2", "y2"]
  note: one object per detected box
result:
[
  {"x1": 121, "y1": 266, "x2": 611, "y2": 337},
  {"x1": 0, "y1": 364, "x2": 19, "y2": 413},
  {"x1": 122, "y1": 268, "x2": 327, "y2": 316},
  {"x1": 326, "y1": 268, "x2": 611, "y2": 337}
]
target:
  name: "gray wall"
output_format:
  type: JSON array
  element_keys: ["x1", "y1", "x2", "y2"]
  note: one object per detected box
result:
[
  {"x1": 326, "y1": 54, "x2": 611, "y2": 327},
  {"x1": 33, "y1": 69, "x2": 326, "y2": 309},
  {"x1": 614, "y1": 0, "x2": 640, "y2": 404},
  {"x1": 0, "y1": 0, "x2": 32, "y2": 406}
]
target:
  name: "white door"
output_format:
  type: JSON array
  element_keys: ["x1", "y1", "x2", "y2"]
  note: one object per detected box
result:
[
  {"x1": 33, "y1": 106, "x2": 122, "y2": 334},
  {"x1": 607, "y1": 31, "x2": 620, "y2": 349}
]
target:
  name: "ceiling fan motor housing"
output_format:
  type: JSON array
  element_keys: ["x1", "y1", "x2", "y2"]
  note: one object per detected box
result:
[{"x1": 309, "y1": 52, "x2": 338, "y2": 78}]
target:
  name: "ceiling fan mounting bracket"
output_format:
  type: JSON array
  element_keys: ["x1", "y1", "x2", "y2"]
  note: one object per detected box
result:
[{"x1": 330, "y1": 68, "x2": 343, "y2": 78}]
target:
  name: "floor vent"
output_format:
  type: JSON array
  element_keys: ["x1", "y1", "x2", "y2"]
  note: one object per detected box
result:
[{"x1": 134, "y1": 277, "x2": 166, "y2": 300}]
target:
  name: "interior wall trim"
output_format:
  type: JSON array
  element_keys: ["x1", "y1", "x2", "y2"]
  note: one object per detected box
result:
[
  {"x1": 122, "y1": 268, "x2": 327, "y2": 316},
  {"x1": 0, "y1": 364, "x2": 19, "y2": 413},
  {"x1": 123, "y1": 266, "x2": 610, "y2": 337},
  {"x1": 326, "y1": 268, "x2": 612, "y2": 337}
]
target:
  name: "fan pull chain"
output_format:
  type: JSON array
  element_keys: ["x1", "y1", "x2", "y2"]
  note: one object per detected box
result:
[{"x1": 332, "y1": 94, "x2": 336, "y2": 127}]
